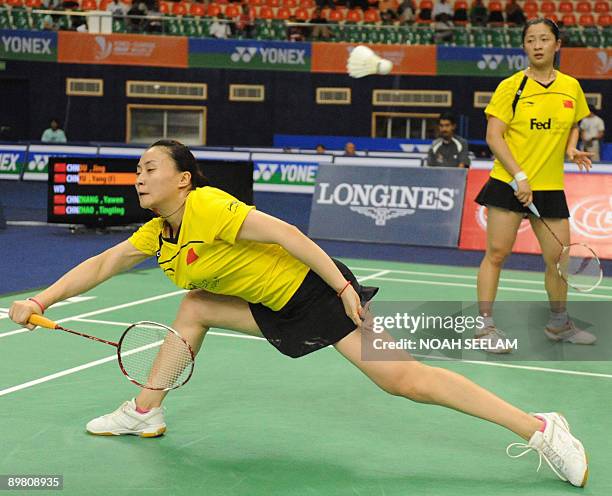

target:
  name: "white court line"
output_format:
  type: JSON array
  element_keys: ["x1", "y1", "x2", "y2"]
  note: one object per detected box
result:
[
  {"x1": 352, "y1": 266, "x2": 612, "y2": 292},
  {"x1": 374, "y1": 276, "x2": 612, "y2": 300},
  {"x1": 355, "y1": 270, "x2": 390, "y2": 282},
  {"x1": 0, "y1": 289, "x2": 187, "y2": 339},
  {"x1": 1, "y1": 319, "x2": 610, "y2": 398}
]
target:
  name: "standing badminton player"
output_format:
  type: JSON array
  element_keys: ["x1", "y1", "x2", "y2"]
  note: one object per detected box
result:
[
  {"x1": 475, "y1": 18, "x2": 596, "y2": 352},
  {"x1": 10, "y1": 140, "x2": 588, "y2": 486}
]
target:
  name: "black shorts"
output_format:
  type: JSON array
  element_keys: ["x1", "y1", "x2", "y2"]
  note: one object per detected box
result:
[
  {"x1": 475, "y1": 178, "x2": 570, "y2": 218},
  {"x1": 249, "y1": 259, "x2": 379, "y2": 358}
]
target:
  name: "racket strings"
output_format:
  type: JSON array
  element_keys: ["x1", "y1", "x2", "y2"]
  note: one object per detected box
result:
[
  {"x1": 558, "y1": 244, "x2": 602, "y2": 292},
  {"x1": 119, "y1": 324, "x2": 193, "y2": 389}
]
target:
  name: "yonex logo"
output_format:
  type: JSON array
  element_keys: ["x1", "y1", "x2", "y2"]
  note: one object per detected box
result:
[
  {"x1": 231, "y1": 46, "x2": 258, "y2": 63},
  {"x1": 0, "y1": 153, "x2": 19, "y2": 171},
  {"x1": 27, "y1": 154, "x2": 49, "y2": 171},
  {"x1": 253, "y1": 163, "x2": 278, "y2": 181},
  {"x1": 477, "y1": 55, "x2": 504, "y2": 70},
  {"x1": 570, "y1": 196, "x2": 612, "y2": 239},
  {"x1": 477, "y1": 54, "x2": 528, "y2": 71}
]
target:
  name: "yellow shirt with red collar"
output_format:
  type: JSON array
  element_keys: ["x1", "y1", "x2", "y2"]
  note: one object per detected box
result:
[
  {"x1": 128, "y1": 187, "x2": 309, "y2": 311},
  {"x1": 485, "y1": 70, "x2": 590, "y2": 190}
]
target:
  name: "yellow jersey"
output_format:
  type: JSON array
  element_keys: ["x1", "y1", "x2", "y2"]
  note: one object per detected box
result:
[
  {"x1": 128, "y1": 187, "x2": 310, "y2": 311},
  {"x1": 485, "y1": 70, "x2": 590, "y2": 190}
]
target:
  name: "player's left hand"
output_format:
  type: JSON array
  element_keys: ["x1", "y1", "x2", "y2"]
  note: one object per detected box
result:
[
  {"x1": 567, "y1": 148, "x2": 593, "y2": 171},
  {"x1": 339, "y1": 284, "x2": 363, "y2": 327}
]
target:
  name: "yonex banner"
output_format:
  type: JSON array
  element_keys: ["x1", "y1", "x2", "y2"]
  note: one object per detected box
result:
[
  {"x1": 0, "y1": 29, "x2": 57, "y2": 62},
  {"x1": 23, "y1": 145, "x2": 98, "y2": 181},
  {"x1": 0, "y1": 144, "x2": 27, "y2": 180},
  {"x1": 189, "y1": 39, "x2": 311, "y2": 71},
  {"x1": 254, "y1": 161, "x2": 319, "y2": 193},
  {"x1": 308, "y1": 165, "x2": 467, "y2": 246},
  {"x1": 437, "y1": 46, "x2": 528, "y2": 77},
  {"x1": 459, "y1": 169, "x2": 612, "y2": 259}
]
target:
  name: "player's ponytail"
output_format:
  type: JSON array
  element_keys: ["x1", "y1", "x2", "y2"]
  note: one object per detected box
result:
[{"x1": 149, "y1": 140, "x2": 210, "y2": 189}]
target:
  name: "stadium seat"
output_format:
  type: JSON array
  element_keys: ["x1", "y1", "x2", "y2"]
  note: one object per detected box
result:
[
  {"x1": 266, "y1": 0, "x2": 280, "y2": 7},
  {"x1": 299, "y1": 0, "x2": 314, "y2": 8},
  {"x1": 282, "y1": 0, "x2": 297, "y2": 8},
  {"x1": 561, "y1": 13, "x2": 577, "y2": 26},
  {"x1": 159, "y1": 2, "x2": 170, "y2": 14},
  {"x1": 81, "y1": 0, "x2": 98, "y2": 10},
  {"x1": 257, "y1": 6, "x2": 273, "y2": 19},
  {"x1": 275, "y1": 6, "x2": 290, "y2": 19},
  {"x1": 576, "y1": 2, "x2": 591, "y2": 14},
  {"x1": 453, "y1": 0, "x2": 467, "y2": 25},
  {"x1": 488, "y1": 1, "x2": 503, "y2": 24},
  {"x1": 294, "y1": 7, "x2": 309, "y2": 20},
  {"x1": 328, "y1": 9, "x2": 344, "y2": 22},
  {"x1": 224, "y1": 4, "x2": 240, "y2": 17},
  {"x1": 598, "y1": 13, "x2": 611, "y2": 26},
  {"x1": 558, "y1": 2, "x2": 573, "y2": 14},
  {"x1": 207, "y1": 4, "x2": 221, "y2": 16},
  {"x1": 595, "y1": 2, "x2": 610, "y2": 14},
  {"x1": 190, "y1": 3, "x2": 205, "y2": 16},
  {"x1": 540, "y1": 1, "x2": 555, "y2": 16},
  {"x1": 523, "y1": 1, "x2": 538, "y2": 17},
  {"x1": 579, "y1": 14, "x2": 595, "y2": 26},
  {"x1": 363, "y1": 8, "x2": 380, "y2": 23},
  {"x1": 418, "y1": 0, "x2": 433, "y2": 21},
  {"x1": 24, "y1": 0, "x2": 42, "y2": 7},
  {"x1": 346, "y1": 8, "x2": 362, "y2": 23},
  {"x1": 171, "y1": 3, "x2": 187, "y2": 16}
]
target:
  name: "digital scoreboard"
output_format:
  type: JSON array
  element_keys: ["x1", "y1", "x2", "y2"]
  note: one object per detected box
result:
[{"x1": 47, "y1": 157, "x2": 254, "y2": 227}]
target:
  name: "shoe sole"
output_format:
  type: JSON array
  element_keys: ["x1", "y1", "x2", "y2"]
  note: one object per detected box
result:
[
  {"x1": 87, "y1": 426, "x2": 166, "y2": 438},
  {"x1": 544, "y1": 329, "x2": 596, "y2": 345},
  {"x1": 556, "y1": 414, "x2": 588, "y2": 488}
]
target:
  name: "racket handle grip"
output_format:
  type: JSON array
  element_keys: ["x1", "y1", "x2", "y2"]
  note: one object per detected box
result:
[
  {"x1": 509, "y1": 179, "x2": 541, "y2": 217},
  {"x1": 29, "y1": 314, "x2": 58, "y2": 329}
]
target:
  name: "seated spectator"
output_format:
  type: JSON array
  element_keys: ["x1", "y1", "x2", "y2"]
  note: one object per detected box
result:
[
  {"x1": 426, "y1": 113, "x2": 470, "y2": 168},
  {"x1": 106, "y1": 0, "x2": 128, "y2": 17},
  {"x1": 127, "y1": 1, "x2": 148, "y2": 32},
  {"x1": 41, "y1": 119, "x2": 67, "y2": 143},
  {"x1": 287, "y1": 15, "x2": 306, "y2": 41},
  {"x1": 398, "y1": 0, "x2": 416, "y2": 24},
  {"x1": 234, "y1": 5, "x2": 255, "y2": 38},
  {"x1": 379, "y1": 0, "x2": 399, "y2": 19},
  {"x1": 42, "y1": 0, "x2": 62, "y2": 8},
  {"x1": 310, "y1": 8, "x2": 331, "y2": 40},
  {"x1": 210, "y1": 15, "x2": 231, "y2": 38},
  {"x1": 316, "y1": 144, "x2": 327, "y2": 154},
  {"x1": 344, "y1": 142, "x2": 357, "y2": 156},
  {"x1": 381, "y1": 10, "x2": 396, "y2": 24},
  {"x1": 505, "y1": 0, "x2": 525, "y2": 26},
  {"x1": 432, "y1": 0, "x2": 453, "y2": 43},
  {"x1": 469, "y1": 0, "x2": 488, "y2": 26}
]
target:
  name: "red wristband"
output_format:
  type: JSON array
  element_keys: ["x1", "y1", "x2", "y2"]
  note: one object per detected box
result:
[
  {"x1": 27, "y1": 297, "x2": 45, "y2": 314},
  {"x1": 337, "y1": 280, "x2": 352, "y2": 297}
]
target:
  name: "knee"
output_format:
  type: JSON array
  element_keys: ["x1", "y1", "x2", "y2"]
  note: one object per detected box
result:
[
  {"x1": 485, "y1": 245, "x2": 511, "y2": 267},
  {"x1": 382, "y1": 364, "x2": 431, "y2": 403},
  {"x1": 178, "y1": 290, "x2": 214, "y2": 329}
]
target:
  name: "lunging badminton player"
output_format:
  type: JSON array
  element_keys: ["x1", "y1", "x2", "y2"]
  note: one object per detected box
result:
[
  {"x1": 10, "y1": 140, "x2": 588, "y2": 486},
  {"x1": 475, "y1": 18, "x2": 596, "y2": 352}
]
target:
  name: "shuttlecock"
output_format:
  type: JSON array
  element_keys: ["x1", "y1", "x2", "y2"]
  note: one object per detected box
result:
[{"x1": 347, "y1": 45, "x2": 393, "y2": 78}]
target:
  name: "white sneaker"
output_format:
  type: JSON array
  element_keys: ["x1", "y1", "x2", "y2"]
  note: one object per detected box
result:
[
  {"x1": 506, "y1": 412, "x2": 588, "y2": 487},
  {"x1": 474, "y1": 325, "x2": 513, "y2": 354},
  {"x1": 86, "y1": 399, "x2": 166, "y2": 437},
  {"x1": 545, "y1": 320, "x2": 596, "y2": 345}
]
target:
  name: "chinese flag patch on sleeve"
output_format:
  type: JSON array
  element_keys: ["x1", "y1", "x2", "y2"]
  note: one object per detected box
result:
[{"x1": 563, "y1": 100, "x2": 574, "y2": 108}]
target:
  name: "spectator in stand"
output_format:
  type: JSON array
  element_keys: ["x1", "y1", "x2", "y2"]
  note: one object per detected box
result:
[
  {"x1": 127, "y1": 1, "x2": 148, "y2": 32},
  {"x1": 310, "y1": 8, "x2": 331, "y2": 40},
  {"x1": 234, "y1": 5, "x2": 255, "y2": 38},
  {"x1": 580, "y1": 110, "x2": 605, "y2": 162},
  {"x1": 469, "y1": 0, "x2": 488, "y2": 26},
  {"x1": 426, "y1": 113, "x2": 470, "y2": 168},
  {"x1": 344, "y1": 142, "x2": 357, "y2": 156},
  {"x1": 505, "y1": 0, "x2": 525, "y2": 26},
  {"x1": 315, "y1": 144, "x2": 327, "y2": 154},
  {"x1": 287, "y1": 15, "x2": 306, "y2": 42},
  {"x1": 210, "y1": 14, "x2": 232, "y2": 38},
  {"x1": 432, "y1": 0, "x2": 453, "y2": 43},
  {"x1": 41, "y1": 119, "x2": 67, "y2": 143},
  {"x1": 398, "y1": 0, "x2": 416, "y2": 24},
  {"x1": 379, "y1": 0, "x2": 399, "y2": 20},
  {"x1": 316, "y1": 0, "x2": 335, "y2": 10},
  {"x1": 348, "y1": 0, "x2": 368, "y2": 12},
  {"x1": 106, "y1": 0, "x2": 128, "y2": 16}
]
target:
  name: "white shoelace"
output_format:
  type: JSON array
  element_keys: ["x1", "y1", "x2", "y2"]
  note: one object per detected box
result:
[{"x1": 506, "y1": 441, "x2": 567, "y2": 482}]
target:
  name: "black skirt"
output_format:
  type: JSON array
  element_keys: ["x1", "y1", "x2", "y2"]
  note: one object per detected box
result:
[
  {"x1": 475, "y1": 178, "x2": 570, "y2": 218},
  {"x1": 249, "y1": 259, "x2": 379, "y2": 358}
]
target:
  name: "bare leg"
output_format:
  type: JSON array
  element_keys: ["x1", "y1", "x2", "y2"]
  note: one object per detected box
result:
[
  {"x1": 335, "y1": 328, "x2": 543, "y2": 440},
  {"x1": 477, "y1": 207, "x2": 524, "y2": 318},
  {"x1": 136, "y1": 290, "x2": 261, "y2": 409}
]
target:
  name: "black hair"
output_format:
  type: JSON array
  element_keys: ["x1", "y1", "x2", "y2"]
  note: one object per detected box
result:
[
  {"x1": 149, "y1": 139, "x2": 209, "y2": 189},
  {"x1": 522, "y1": 17, "x2": 560, "y2": 42},
  {"x1": 439, "y1": 112, "x2": 456, "y2": 125},
  {"x1": 51, "y1": 118, "x2": 60, "y2": 126}
]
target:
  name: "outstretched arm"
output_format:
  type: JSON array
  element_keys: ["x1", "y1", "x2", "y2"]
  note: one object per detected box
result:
[{"x1": 9, "y1": 240, "x2": 149, "y2": 329}]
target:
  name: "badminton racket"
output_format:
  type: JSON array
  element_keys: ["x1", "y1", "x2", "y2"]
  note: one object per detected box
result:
[
  {"x1": 28, "y1": 314, "x2": 195, "y2": 390},
  {"x1": 510, "y1": 179, "x2": 603, "y2": 292}
]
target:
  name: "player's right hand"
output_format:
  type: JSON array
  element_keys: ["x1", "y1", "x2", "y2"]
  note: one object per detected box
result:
[
  {"x1": 514, "y1": 178, "x2": 532, "y2": 207},
  {"x1": 8, "y1": 300, "x2": 42, "y2": 330}
]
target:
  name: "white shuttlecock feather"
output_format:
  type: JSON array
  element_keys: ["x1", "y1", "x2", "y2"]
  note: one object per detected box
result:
[{"x1": 347, "y1": 45, "x2": 393, "y2": 78}]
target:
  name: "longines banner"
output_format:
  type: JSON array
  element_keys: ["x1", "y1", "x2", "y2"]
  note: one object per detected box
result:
[
  {"x1": 58, "y1": 32, "x2": 188, "y2": 68},
  {"x1": 308, "y1": 165, "x2": 467, "y2": 246},
  {"x1": 189, "y1": 39, "x2": 311, "y2": 71},
  {"x1": 459, "y1": 169, "x2": 612, "y2": 259}
]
